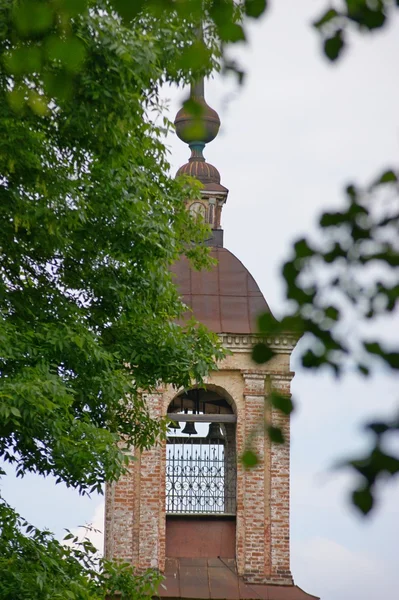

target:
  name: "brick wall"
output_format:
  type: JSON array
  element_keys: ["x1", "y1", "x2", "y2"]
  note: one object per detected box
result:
[{"x1": 105, "y1": 338, "x2": 294, "y2": 585}]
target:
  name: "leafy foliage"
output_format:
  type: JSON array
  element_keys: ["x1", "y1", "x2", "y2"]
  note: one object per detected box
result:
[
  {"x1": 1, "y1": 0, "x2": 269, "y2": 110},
  {"x1": 253, "y1": 168, "x2": 399, "y2": 512},
  {"x1": 314, "y1": 0, "x2": 399, "y2": 61},
  {"x1": 0, "y1": 0, "x2": 228, "y2": 493},
  {"x1": 347, "y1": 413, "x2": 399, "y2": 514},
  {"x1": 0, "y1": 497, "x2": 162, "y2": 599}
]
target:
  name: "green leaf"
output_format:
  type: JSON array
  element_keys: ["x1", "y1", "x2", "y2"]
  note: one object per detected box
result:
[
  {"x1": 364, "y1": 342, "x2": 399, "y2": 369},
  {"x1": 357, "y1": 364, "x2": 370, "y2": 376},
  {"x1": 46, "y1": 36, "x2": 86, "y2": 73},
  {"x1": 43, "y1": 72, "x2": 74, "y2": 102},
  {"x1": 176, "y1": 40, "x2": 211, "y2": 71},
  {"x1": 27, "y1": 90, "x2": 49, "y2": 116},
  {"x1": 375, "y1": 169, "x2": 397, "y2": 185},
  {"x1": 244, "y1": 0, "x2": 268, "y2": 19},
  {"x1": 378, "y1": 452, "x2": 399, "y2": 475},
  {"x1": 302, "y1": 350, "x2": 325, "y2": 369},
  {"x1": 110, "y1": 0, "x2": 145, "y2": 23},
  {"x1": 7, "y1": 87, "x2": 26, "y2": 112},
  {"x1": 242, "y1": 449, "x2": 259, "y2": 468},
  {"x1": 345, "y1": 184, "x2": 357, "y2": 201},
  {"x1": 366, "y1": 421, "x2": 389, "y2": 435},
  {"x1": 352, "y1": 487, "x2": 374, "y2": 515},
  {"x1": 349, "y1": 6, "x2": 386, "y2": 30},
  {"x1": 293, "y1": 238, "x2": 315, "y2": 259},
  {"x1": 319, "y1": 211, "x2": 346, "y2": 227},
  {"x1": 59, "y1": 0, "x2": 88, "y2": 17},
  {"x1": 267, "y1": 425, "x2": 284, "y2": 444},
  {"x1": 4, "y1": 46, "x2": 43, "y2": 75},
  {"x1": 282, "y1": 260, "x2": 299, "y2": 287},
  {"x1": 313, "y1": 8, "x2": 339, "y2": 29},
  {"x1": 252, "y1": 343, "x2": 275, "y2": 364},
  {"x1": 257, "y1": 312, "x2": 279, "y2": 333},
  {"x1": 324, "y1": 29, "x2": 345, "y2": 61},
  {"x1": 210, "y1": 0, "x2": 234, "y2": 27},
  {"x1": 384, "y1": 353, "x2": 399, "y2": 369},
  {"x1": 218, "y1": 23, "x2": 246, "y2": 43},
  {"x1": 13, "y1": 1, "x2": 53, "y2": 36},
  {"x1": 324, "y1": 306, "x2": 339, "y2": 321},
  {"x1": 270, "y1": 392, "x2": 294, "y2": 416}
]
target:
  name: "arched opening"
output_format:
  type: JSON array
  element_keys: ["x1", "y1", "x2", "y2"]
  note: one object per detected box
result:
[{"x1": 165, "y1": 387, "x2": 237, "y2": 558}]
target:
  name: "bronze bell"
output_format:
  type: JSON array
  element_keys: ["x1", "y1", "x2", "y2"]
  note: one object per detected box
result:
[
  {"x1": 206, "y1": 422, "x2": 224, "y2": 441},
  {"x1": 168, "y1": 420, "x2": 181, "y2": 432},
  {"x1": 182, "y1": 421, "x2": 198, "y2": 436}
]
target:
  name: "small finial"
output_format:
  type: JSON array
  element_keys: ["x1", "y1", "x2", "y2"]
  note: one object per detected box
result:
[{"x1": 191, "y1": 78, "x2": 204, "y2": 99}]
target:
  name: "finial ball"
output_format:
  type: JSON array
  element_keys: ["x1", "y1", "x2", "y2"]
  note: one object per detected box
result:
[{"x1": 174, "y1": 98, "x2": 220, "y2": 145}]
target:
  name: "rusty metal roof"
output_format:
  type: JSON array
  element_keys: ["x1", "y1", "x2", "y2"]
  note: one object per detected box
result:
[
  {"x1": 177, "y1": 159, "x2": 221, "y2": 184},
  {"x1": 171, "y1": 248, "x2": 271, "y2": 334},
  {"x1": 158, "y1": 558, "x2": 319, "y2": 600}
]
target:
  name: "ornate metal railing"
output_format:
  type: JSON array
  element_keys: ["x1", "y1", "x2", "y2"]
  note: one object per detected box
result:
[{"x1": 166, "y1": 436, "x2": 236, "y2": 515}]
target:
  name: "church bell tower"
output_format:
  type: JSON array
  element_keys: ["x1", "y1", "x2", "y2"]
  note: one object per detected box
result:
[{"x1": 105, "y1": 81, "x2": 319, "y2": 600}]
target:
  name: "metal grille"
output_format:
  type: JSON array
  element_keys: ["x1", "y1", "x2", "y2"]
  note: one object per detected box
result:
[{"x1": 166, "y1": 437, "x2": 236, "y2": 515}]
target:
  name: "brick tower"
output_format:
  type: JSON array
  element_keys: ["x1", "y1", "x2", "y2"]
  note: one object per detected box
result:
[{"x1": 105, "y1": 81, "x2": 319, "y2": 600}]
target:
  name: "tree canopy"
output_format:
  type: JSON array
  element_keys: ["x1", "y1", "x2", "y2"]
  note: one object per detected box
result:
[
  {"x1": 0, "y1": 0, "x2": 226, "y2": 493},
  {"x1": 0, "y1": 1, "x2": 229, "y2": 597}
]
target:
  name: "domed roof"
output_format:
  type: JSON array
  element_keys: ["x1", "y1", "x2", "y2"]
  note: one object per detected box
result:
[
  {"x1": 176, "y1": 159, "x2": 220, "y2": 184},
  {"x1": 171, "y1": 247, "x2": 271, "y2": 334},
  {"x1": 176, "y1": 159, "x2": 228, "y2": 193}
]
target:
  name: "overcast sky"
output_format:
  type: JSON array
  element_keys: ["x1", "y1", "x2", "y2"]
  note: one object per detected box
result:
[{"x1": 2, "y1": 2, "x2": 399, "y2": 600}]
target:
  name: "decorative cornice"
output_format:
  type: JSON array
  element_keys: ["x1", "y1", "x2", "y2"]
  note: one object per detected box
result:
[{"x1": 219, "y1": 334, "x2": 298, "y2": 354}]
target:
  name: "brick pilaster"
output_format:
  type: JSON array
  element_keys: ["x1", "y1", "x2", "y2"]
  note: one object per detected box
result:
[
  {"x1": 241, "y1": 372, "x2": 267, "y2": 579},
  {"x1": 269, "y1": 375, "x2": 293, "y2": 584}
]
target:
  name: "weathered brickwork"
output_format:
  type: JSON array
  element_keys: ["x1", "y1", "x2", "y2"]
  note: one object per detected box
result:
[
  {"x1": 105, "y1": 460, "x2": 136, "y2": 562},
  {"x1": 270, "y1": 375, "x2": 292, "y2": 583},
  {"x1": 242, "y1": 373, "x2": 267, "y2": 579},
  {"x1": 105, "y1": 334, "x2": 295, "y2": 585}
]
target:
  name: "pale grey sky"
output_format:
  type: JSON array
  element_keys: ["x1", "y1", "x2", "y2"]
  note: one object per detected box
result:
[{"x1": 2, "y1": 2, "x2": 399, "y2": 599}]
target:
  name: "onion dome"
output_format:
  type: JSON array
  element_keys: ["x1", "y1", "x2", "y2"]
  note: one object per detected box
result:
[
  {"x1": 175, "y1": 142, "x2": 227, "y2": 193},
  {"x1": 176, "y1": 156, "x2": 221, "y2": 184}
]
